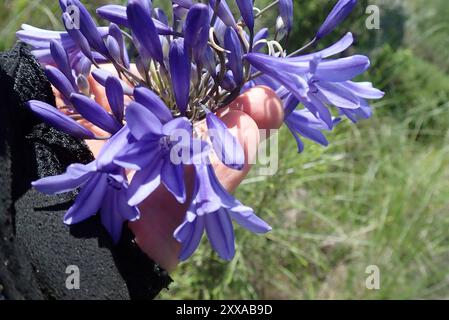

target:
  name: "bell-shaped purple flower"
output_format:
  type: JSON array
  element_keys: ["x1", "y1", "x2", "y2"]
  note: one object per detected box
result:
[
  {"x1": 174, "y1": 163, "x2": 271, "y2": 261},
  {"x1": 27, "y1": 100, "x2": 95, "y2": 139},
  {"x1": 316, "y1": 0, "x2": 357, "y2": 40},
  {"x1": 285, "y1": 107, "x2": 337, "y2": 153},
  {"x1": 183, "y1": 4, "x2": 210, "y2": 61},
  {"x1": 169, "y1": 39, "x2": 191, "y2": 115},
  {"x1": 205, "y1": 110, "x2": 245, "y2": 170},
  {"x1": 126, "y1": 0, "x2": 164, "y2": 64},
  {"x1": 236, "y1": 0, "x2": 255, "y2": 31},
  {"x1": 113, "y1": 101, "x2": 193, "y2": 205},
  {"x1": 224, "y1": 27, "x2": 244, "y2": 86},
  {"x1": 32, "y1": 128, "x2": 140, "y2": 244}
]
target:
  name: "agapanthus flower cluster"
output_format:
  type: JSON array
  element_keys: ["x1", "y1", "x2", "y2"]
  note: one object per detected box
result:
[{"x1": 18, "y1": 0, "x2": 383, "y2": 262}]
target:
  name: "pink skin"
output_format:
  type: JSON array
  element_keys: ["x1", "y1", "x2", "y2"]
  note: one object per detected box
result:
[{"x1": 54, "y1": 66, "x2": 284, "y2": 272}]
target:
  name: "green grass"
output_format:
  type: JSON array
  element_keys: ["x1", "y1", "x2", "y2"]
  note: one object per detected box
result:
[{"x1": 2, "y1": 0, "x2": 449, "y2": 300}]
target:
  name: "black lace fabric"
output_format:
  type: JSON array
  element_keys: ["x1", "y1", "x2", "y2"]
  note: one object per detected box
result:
[{"x1": 0, "y1": 43, "x2": 172, "y2": 300}]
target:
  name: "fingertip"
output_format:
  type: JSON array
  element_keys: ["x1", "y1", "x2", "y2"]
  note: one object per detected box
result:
[{"x1": 225, "y1": 85, "x2": 284, "y2": 133}]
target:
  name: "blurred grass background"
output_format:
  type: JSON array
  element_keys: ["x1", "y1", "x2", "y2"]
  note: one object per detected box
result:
[{"x1": 2, "y1": 0, "x2": 449, "y2": 299}]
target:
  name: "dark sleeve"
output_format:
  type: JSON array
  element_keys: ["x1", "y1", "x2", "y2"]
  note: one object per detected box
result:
[{"x1": 0, "y1": 42, "x2": 172, "y2": 300}]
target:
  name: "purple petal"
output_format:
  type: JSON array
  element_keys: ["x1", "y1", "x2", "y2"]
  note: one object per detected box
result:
[
  {"x1": 224, "y1": 27, "x2": 244, "y2": 85},
  {"x1": 64, "y1": 173, "x2": 108, "y2": 225},
  {"x1": 314, "y1": 55, "x2": 370, "y2": 82},
  {"x1": 100, "y1": 188, "x2": 126, "y2": 243},
  {"x1": 45, "y1": 65, "x2": 76, "y2": 100},
  {"x1": 279, "y1": 0, "x2": 294, "y2": 32},
  {"x1": 108, "y1": 23, "x2": 130, "y2": 69},
  {"x1": 229, "y1": 206, "x2": 272, "y2": 233},
  {"x1": 343, "y1": 81, "x2": 385, "y2": 99},
  {"x1": 91, "y1": 68, "x2": 133, "y2": 95},
  {"x1": 236, "y1": 0, "x2": 255, "y2": 31},
  {"x1": 27, "y1": 100, "x2": 95, "y2": 139},
  {"x1": 161, "y1": 160, "x2": 186, "y2": 203},
  {"x1": 183, "y1": 4, "x2": 210, "y2": 60},
  {"x1": 32, "y1": 162, "x2": 96, "y2": 194},
  {"x1": 97, "y1": 5, "x2": 129, "y2": 27},
  {"x1": 133, "y1": 86, "x2": 173, "y2": 123},
  {"x1": 70, "y1": 93, "x2": 122, "y2": 134},
  {"x1": 66, "y1": 0, "x2": 109, "y2": 56},
  {"x1": 205, "y1": 210, "x2": 235, "y2": 261},
  {"x1": 96, "y1": 126, "x2": 131, "y2": 171},
  {"x1": 291, "y1": 32, "x2": 354, "y2": 62},
  {"x1": 62, "y1": 13, "x2": 94, "y2": 62},
  {"x1": 96, "y1": 4, "x2": 174, "y2": 35},
  {"x1": 105, "y1": 76, "x2": 124, "y2": 123},
  {"x1": 127, "y1": 157, "x2": 163, "y2": 206},
  {"x1": 162, "y1": 117, "x2": 192, "y2": 136},
  {"x1": 209, "y1": 0, "x2": 237, "y2": 27},
  {"x1": 316, "y1": 0, "x2": 357, "y2": 40},
  {"x1": 126, "y1": 102, "x2": 163, "y2": 140},
  {"x1": 105, "y1": 35, "x2": 121, "y2": 63},
  {"x1": 315, "y1": 82, "x2": 360, "y2": 109},
  {"x1": 206, "y1": 112, "x2": 245, "y2": 170},
  {"x1": 49, "y1": 40, "x2": 76, "y2": 88},
  {"x1": 253, "y1": 28, "x2": 269, "y2": 52},
  {"x1": 114, "y1": 139, "x2": 160, "y2": 171},
  {"x1": 126, "y1": 0, "x2": 164, "y2": 64},
  {"x1": 174, "y1": 211, "x2": 205, "y2": 261},
  {"x1": 169, "y1": 39, "x2": 191, "y2": 115},
  {"x1": 285, "y1": 109, "x2": 330, "y2": 148}
]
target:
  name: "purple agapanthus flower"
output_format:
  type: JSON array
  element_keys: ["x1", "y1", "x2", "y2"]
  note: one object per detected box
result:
[
  {"x1": 32, "y1": 127, "x2": 139, "y2": 243},
  {"x1": 21, "y1": 0, "x2": 383, "y2": 259},
  {"x1": 112, "y1": 88, "x2": 192, "y2": 205},
  {"x1": 174, "y1": 162, "x2": 271, "y2": 261}
]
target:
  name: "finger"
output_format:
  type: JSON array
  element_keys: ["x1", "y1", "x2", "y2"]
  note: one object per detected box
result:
[
  {"x1": 213, "y1": 110, "x2": 260, "y2": 192},
  {"x1": 218, "y1": 85, "x2": 284, "y2": 135}
]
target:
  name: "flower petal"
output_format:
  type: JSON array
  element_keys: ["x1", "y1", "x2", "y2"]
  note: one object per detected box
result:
[
  {"x1": 27, "y1": 100, "x2": 95, "y2": 139},
  {"x1": 229, "y1": 206, "x2": 272, "y2": 233},
  {"x1": 206, "y1": 112, "x2": 245, "y2": 171},
  {"x1": 133, "y1": 86, "x2": 173, "y2": 123},
  {"x1": 127, "y1": 157, "x2": 163, "y2": 206},
  {"x1": 174, "y1": 211, "x2": 205, "y2": 261},
  {"x1": 45, "y1": 65, "x2": 76, "y2": 100},
  {"x1": 161, "y1": 160, "x2": 186, "y2": 203},
  {"x1": 70, "y1": 93, "x2": 122, "y2": 134},
  {"x1": 236, "y1": 0, "x2": 255, "y2": 31},
  {"x1": 224, "y1": 27, "x2": 244, "y2": 85},
  {"x1": 126, "y1": 0, "x2": 164, "y2": 64},
  {"x1": 205, "y1": 209, "x2": 235, "y2": 261},
  {"x1": 64, "y1": 173, "x2": 108, "y2": 225},
  {"x1": 32, "y1": 162, "x2": 95, "y2": 195},
  {"x1": 105, "y1": 76, "x2": 125, "y2": 123},
  {"x1": 169, "y1": 39, "x2": 191, "y2": 114},
  {"x1": 126, "y1": 101, "x2": 163, "y2": 140},
  {"x1": 316, "y1": 0, "x2": 357, "y2": 40}
]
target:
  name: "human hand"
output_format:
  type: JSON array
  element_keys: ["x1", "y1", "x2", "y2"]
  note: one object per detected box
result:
[{"x1": 53, "y1": 66, "x2": 284, "y2": 272}]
